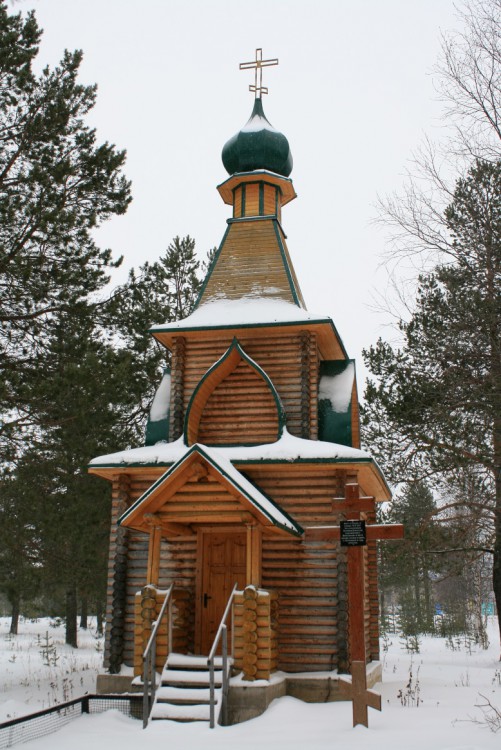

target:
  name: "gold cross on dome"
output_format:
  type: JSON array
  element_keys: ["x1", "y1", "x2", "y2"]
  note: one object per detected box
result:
[{"x1": 239, "y1": 48, "x2": 278, "y2": 98}]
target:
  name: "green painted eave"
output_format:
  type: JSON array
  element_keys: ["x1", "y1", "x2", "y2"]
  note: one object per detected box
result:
[{"x1": 150, "y1": 317, "x2": 348, "y2": 360}]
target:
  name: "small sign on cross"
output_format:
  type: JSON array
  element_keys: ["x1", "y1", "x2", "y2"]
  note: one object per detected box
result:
[{"x1": 306, "y1": 480, "x2": 404, "y2": 728}]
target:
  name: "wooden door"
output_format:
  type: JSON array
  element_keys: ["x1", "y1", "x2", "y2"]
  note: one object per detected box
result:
[{"x1": 199, "y1": 531, "x2": 246, "y2": 654}]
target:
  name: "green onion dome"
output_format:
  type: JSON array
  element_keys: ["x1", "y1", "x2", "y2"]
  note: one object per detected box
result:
[{"x1": 222, "y1": 97, "x2": 293, "y2": 177}]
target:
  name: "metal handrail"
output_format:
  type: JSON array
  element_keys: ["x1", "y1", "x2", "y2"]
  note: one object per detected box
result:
[
  {"x1": 142, "y1": 584, "x2": 174, "y2": 728},
  {"x1": 207, "y1": 582, "x2": 238, "y2": 728}
]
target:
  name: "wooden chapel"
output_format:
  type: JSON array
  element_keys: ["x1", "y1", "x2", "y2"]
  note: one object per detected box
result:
[{"x1": 89, "y1": 51, "x2": 391, "y2": 704}]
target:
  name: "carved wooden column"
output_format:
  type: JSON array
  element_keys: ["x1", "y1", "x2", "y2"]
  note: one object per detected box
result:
[
  {"x1": 170, "y1": 336, "x2": 186, "y2": 441},
  {"x1": 108, "y1": 474, "x2": 130, "y2": 674},
  {"x1": 246, "y1": 524, "x2": 262, "y2": 587},
  {"x1": 233, "y1": 586, "x2": 278, "y2": 681},
  {"x1": 299, "y1": 332, "x2": 311, "y2": 439},
  {"x1": 299, "y1": 331, "x2": 318, "y2": 439},
  {"x1": 144, "y1": 514, "x2": 162, "y2": 586}
]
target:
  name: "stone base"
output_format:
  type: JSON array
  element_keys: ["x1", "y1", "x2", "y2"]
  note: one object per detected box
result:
[
  {"x1": 226, "y1": 662, "x2": 382, "y2": 725},
  {"x1": 96, "y1": 674, "x2": 135, "y2": 694}
]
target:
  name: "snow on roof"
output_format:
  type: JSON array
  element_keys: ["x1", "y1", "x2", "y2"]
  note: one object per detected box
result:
[
  {"x1": 149, "y1": 370, "x2": 171, "y2": 422},
  {"x1": 318, "y1": 361, "x2": 355, "y2": 412},
  {"x1": 118, "y1": 442, "x2": 302, "y2": 535},
  {"x1": 89, "y1": 429, "x2": 371, "y2": 468},
  {"x1": 192, "y1": 444, "x2": 301, "y2": 533},
  {"x1": 150, "y1": 298, "x2": 333, "y2": 332},
  {"x1": 241, "y1": 112, "x2": 278, "y2": 134}
]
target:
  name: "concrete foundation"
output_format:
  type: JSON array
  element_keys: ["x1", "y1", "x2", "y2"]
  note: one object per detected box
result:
[
  {"x1": 96, "y1": 661, "x2": 383, "y2": 726},
  {"x1": 226, "y1": 662, "x2": 382, "y2": 725},
  {"x1": 96, "y1": 674, "x2": 135, "y2": 694}
]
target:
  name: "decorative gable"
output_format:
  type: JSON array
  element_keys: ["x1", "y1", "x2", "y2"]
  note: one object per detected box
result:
[
  {"x1": 184, "y1": 339, "x2": 285, "y2": 447},
  {"x1": 118, "y1": 444, "x2": 302, "y2": 537}
]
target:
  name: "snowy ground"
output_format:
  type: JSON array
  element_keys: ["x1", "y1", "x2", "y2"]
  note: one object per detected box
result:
[
  {"x1": 1, "y1": 616, "x2": 500, "y2": 749},
  {"x1": 0, "y1": 617, "x2": 105, "y2": 722}
]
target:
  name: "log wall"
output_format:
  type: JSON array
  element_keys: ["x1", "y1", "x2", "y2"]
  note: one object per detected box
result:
[
  {"x1": 246, "y1": 465, "x2": 346, "y2": 672},
  {"x1": 104, "y1": 465, "x2": 380, "y2": 674},
  {"x1": 198, "y1": 359, "x2": 279, "y2": 445}
]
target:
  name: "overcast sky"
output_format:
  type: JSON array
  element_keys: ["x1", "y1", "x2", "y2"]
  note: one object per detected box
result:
[{"x1": 17, "y1": 0, "x2": 460, "y2": 385}]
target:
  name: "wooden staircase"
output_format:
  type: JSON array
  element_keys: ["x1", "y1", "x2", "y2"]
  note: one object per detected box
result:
[{"x1": 150, "y1": 653, "x2": 227, "y2": 723}]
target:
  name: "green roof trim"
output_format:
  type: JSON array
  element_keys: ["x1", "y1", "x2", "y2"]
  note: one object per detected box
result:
[
  {"x1": 145, "y1": 419, "x2": 169, "y2": 447},
  {"x1": 150, "y1": 317, "x2": 349, "y2": 359},
  {"x1": 272, "y1": 220, "x2": 301, "y2": 307},
  {"x1": 216, "y1": 169, "x2": 293, "y2": 193},
  {"x1": 183, "y1": 337, "x2": 286, "y2": 446},
  {"x1": 93, "y1": 456, "x2": 378, "y2": 469},
  {"x1": 318, "y1": 360, "x2": 355, "y2": 447},
  {"x1": 193, "y1": 223, "x2": 231, "y2": 311},
  {"x1": 145, "y1": 368, "x2": 171, "y2": 446}
]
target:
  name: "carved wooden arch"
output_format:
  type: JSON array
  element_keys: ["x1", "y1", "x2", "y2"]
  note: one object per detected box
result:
[{"x1": 184, "y1": 338, "x2": 286, "y2": 446}]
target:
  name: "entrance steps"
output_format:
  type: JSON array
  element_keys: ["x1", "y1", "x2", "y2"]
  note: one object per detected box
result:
[{"x1": 150, "y1": 653, "x2": 231, "y2": 723}]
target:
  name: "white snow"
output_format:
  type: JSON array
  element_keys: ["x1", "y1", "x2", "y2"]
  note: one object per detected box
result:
[
  {"x1": 149, "y1": 372, "x2": 171, "y2": 422},
  {"x1": 121, "y1": 444, "x2": 300, "y2": 534},
  {"x1": 166, "y1": 654, "x2": 227, "y2": 670},
  {"x1": 155, "y1": 686, "x2": 213, "y2": 702},
  {"x1": 1, "y1": 616, "x2": 500, "y2": 750},
  {"x1": 0, "y1": 617, "x2": 105, "y2": 722},
  {"x1": 240, "y1": 113, "x2": 278, "y2": 134},
  {"x1": 150, "y1": 298, "x2": 332, "y2": 331},
  {"x1": 318, "y1": 362, "x2": 355, "y2": 413},
  {"x1": 151, "y1": 702, "x2": 212, "y2": 720},
  {"x1": 160, "y1": 669, "x2": 221, "y2": 686},
  {"x1": 90, "y1": 429, "x2": 370, "y2": 468}
]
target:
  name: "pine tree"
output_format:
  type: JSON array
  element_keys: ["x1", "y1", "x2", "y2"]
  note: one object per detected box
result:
[
  {"x1": 364, "y1": 159, "x2": 501, "y2": 646},
  {"x1": 379, "y1": 482, "x2": 448, "y2": 634},
  {"x1": 0, "y1": 2, "x2": 131, "y2": 460},
  {"x1": 30, "y1": 306, "x2": 142, "y2": 646},
  {"x1": 161, "y1": 235, "x2": 202, "y2": 319},
  {"x1": 0, "y1": 468, "x2": 41, "y2": 633},
  {"x1": 107, "y1": 235, "x2": 207, "y2": 439}
]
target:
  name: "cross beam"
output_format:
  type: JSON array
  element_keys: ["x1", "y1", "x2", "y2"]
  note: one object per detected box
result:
[
  {"x1": 239, "y1": 48, "x2": 278, "y2": 98},
  {"x1": 339, "y1": 661, "x2": 382, "y2": 727},
  {"x1": 306, "y1": 524, "x2": 405, "y2": 542},
  {"x1": 305, "y1": 480, "x2": 404, "y2": 728}
]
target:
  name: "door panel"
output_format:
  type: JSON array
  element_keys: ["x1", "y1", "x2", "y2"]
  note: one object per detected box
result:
[{"x1": 200, "y1": 532, "x2": 246, "y2": 654}]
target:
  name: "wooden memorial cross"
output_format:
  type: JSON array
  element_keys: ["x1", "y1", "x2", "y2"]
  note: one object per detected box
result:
[
  {"x1": 240, "y1": 48, "x2": 279, "y2": 98},
  {"x1": 306, "y1": 479, "x2": 404, "y2": 728}
]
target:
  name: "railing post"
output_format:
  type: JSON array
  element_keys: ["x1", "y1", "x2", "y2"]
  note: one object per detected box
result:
[
  {"x1": 151, "y1": 635, "x2": 157, "y2": 706},
  {"x1": 142, "y1": 654, "x2": 149, "y2": 729},
  {"x1": 207, "y1": 583, "x2": 237, "y2": 728},
  {"x1": 141, "y1": 583, "x2": 174, "y2": 729},
  {"x1": 168, "y1": 594, "x2": 173, "y2": 654},
  {"x1": 222, "y1": 625, "x2": 228, "y2": 726},
  {"x1": 231, "y1": 599, "x2": 235, "y2": 658},
  {"x1": 209, "y1": 659, "x2": 215, "y2": 729}
]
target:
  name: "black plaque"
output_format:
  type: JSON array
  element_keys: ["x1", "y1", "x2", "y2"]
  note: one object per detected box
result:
[{"x1": 340, "y1": 520, "x2": 367, "y2": 547}]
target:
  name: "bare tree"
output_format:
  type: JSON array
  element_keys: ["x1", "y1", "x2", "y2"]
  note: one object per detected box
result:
[
  {"x1": 437, "y1": 0, "x2": 501, "y2": 160},
  {"x1": 377, "y1": 0, "x2": 500, "y2": 274}
]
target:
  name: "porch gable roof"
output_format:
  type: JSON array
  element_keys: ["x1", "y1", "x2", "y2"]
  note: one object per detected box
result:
[{"x1": 118, "y1": 443, "x2": 303, "y2": 537}]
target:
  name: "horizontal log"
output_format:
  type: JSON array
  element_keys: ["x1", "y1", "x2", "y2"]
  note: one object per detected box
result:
[{"x1": 305, "y1": 524, "x2": 404, "y2": 542}]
